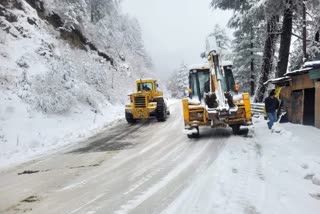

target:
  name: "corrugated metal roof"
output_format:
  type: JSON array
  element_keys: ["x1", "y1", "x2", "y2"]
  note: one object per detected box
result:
[{"x1": 286, "y1": 60, "x2": 320, "y2": 76}]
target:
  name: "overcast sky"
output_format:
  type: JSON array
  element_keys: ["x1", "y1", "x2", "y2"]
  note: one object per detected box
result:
[{"x1": 121, "y1": 0, "x2": 233, "y2": 80}]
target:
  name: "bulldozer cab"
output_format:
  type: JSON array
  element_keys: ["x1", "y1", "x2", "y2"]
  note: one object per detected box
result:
[
  {"x1": 135, "y1": 79, "x2": 163, "y2": 98},
  {"x1": 136, "y1": 79, "x2": 157, "y2": 92},
  {"x1": 138, "y1": 82, "x2": 153, "y2": 91}
]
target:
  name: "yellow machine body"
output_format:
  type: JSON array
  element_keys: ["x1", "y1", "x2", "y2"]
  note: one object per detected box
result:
[
  {"x1": 182, "y1": 54, "x2": 252, "y2": 136},
  {"x1": 125, "y1": 79, "x2": 168, "y2": 123}
]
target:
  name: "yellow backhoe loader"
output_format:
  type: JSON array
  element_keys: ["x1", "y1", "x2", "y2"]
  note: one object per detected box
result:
[{"x1": 182, "y1": 38, "x2": 252, "y2": 138}]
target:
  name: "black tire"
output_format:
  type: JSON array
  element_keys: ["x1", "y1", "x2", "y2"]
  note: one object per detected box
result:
[
  {"x1": 231, "y1": 124, "x2": 241, "y2": 135},
  {"x1": 156, "y1": 99, "x2": 167, "y2": 122},
  {"x1": 187, "y1": 127, "x2": 200, "y2": 138},
  {"x1": 187, "y1": 133, "x2": 200, "y2": 138},
  {"x1": 125, "y1": 112, "x2": 136, "y2": 124}
]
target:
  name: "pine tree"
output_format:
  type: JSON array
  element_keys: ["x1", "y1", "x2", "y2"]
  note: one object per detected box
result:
[
  {"x1": 168, "y1": 63, "x2": 189, "y2": 98},
  {"x1": 211, "y1": 0, "x2": 320, "y2": 101},
  {"x1": 211, "y1": 0, "x2": 265, "y2": 95},
  {"x1": 231, "y1": 23, "x2": 264, "y2": 95},
  {"x1": 255, "y1": 15, "x2": 278, "y2": 102},
  {"x1": 276, "y1": 0, "x2": 294, "y2": 78},
  {"x1": 289, "y1": 0, "x2": 320, "y2": 70},
  {"x1": 209, "y1": 24, "x2": 231, "y2": 54}
]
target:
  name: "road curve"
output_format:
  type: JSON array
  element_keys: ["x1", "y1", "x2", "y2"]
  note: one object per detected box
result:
[{"x1": 0, "y1": 101, "x2": 232, "y2": 214}]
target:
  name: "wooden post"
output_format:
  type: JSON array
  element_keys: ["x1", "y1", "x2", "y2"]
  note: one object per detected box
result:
[{"x1": 315, "y1": 81, "x2": 320, "y2": 128}]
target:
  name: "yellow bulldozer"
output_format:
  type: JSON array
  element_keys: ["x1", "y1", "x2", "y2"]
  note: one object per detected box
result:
[
  {"x1": 182, "y1": 38, "x2": 252, "y2": 138},
  {"x1": 125, "y1": 79, "x2": 169, "y2": 123}
]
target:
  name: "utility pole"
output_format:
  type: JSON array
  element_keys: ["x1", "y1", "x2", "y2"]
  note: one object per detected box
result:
[{"x1": 302, "y1": 0, "x2": 307, "y2": 60}]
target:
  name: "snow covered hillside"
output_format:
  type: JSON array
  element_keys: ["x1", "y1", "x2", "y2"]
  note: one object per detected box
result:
[{"x1": 0, "y1": 0, "x2": 152, "y2": 167}]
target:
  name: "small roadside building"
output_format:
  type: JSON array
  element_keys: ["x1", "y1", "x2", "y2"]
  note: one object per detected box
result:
[{"x1": 268, "y1": 61, "x2": 320, "y2": 129}]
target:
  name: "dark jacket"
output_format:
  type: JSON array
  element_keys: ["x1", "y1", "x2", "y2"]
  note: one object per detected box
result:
[{"x1": 264, "y1": 96, "x2": 279, "y2": 113}]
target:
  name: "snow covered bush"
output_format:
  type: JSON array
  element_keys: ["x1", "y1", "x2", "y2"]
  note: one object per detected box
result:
[
  {"x1": 33, "y1": 69, "x2": 76, "y2": 114},
  {"x1": 0, "y1": 29, "x2": 6, "y2": 44}
]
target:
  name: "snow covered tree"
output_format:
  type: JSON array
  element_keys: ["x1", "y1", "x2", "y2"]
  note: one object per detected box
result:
[
  {"x1": 231, "y1": 28, "x2": 264, "y2": 95},
  {"x1": 255, "y1": 15, "x2": 278, "y2": 102},
  {"x1": 0, "y1": 0, "x2": 153, "y2": 114},
  {"x1": 275, "y1": 0, "x2": 319, "y2": 76},
  {"x1": 276, "y1": 0, "x2": 294, "y2": 78},
  {"x1": 209, "y1": 24, "x2": 231, "y2": 53},
  {"x1": 43, "y1": 0, "x2": 152, "y2": 71},
  {"x1": 167, "y1": 63, "x2": 189, "y2": 98},
  {"x1": 90, "y1": 0, "x2": 115, "y2": 23},
  {"x1": 289, "y1": 0, "x2": 320, "y2": 70},
  {"x1": 211, "y1": 0, "x2": 265, "y2": 96},
  {"x1": 254, "y1": 0, "x2": 320, "y2": 100},
  {"x1": 211, "y1": 0, "x2": 320, "y2": 101}
]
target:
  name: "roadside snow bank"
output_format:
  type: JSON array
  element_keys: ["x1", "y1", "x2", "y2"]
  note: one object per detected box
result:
[
  {"x1": 163, "y1": 118, "x2": 320, "y2": 214},
  {"x1": 0, "y1": 90, "x2": 123, "y2": 168}
]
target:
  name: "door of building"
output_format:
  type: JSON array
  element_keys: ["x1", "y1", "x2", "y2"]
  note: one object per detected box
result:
[
  {"x1": 291, "y1": 90, "x2": 304, "y2": 124},
  {"x1": 303, "y1": 88, "x2": 315, "y2": 126}
]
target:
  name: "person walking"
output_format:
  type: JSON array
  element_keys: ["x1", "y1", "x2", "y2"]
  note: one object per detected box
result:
[{"x1": 264, "y1": 89, "x2": 280, "y2": 129}]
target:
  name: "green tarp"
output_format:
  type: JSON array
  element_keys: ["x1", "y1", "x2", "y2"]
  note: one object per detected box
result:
[{"x1": 309, "y1": 69, "x2": 320, "y2": 80}]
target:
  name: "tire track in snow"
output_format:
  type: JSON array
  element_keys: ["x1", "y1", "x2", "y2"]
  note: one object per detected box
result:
[
  {"x1": 223, "y1": 139, "x2": 263, "y2": 213},
  {"x1": 113, "y1": 140, "x2": 212, "y2": 214},
  {"x1": 0, "y1": 101, "x2": 229, "y2": 214},
  {"x1": 161, "y1": 133, "x2": 266, "y2": 214}
]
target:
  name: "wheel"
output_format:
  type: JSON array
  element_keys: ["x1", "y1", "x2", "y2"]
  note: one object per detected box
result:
[
  {"x1": 187, "y1": 133, "x2": 200, "y2": 138},
  {"x1": 156, "y1": 99, "x2": 167, "y2": 122},
  {"x1": 125, "y1": 112, "x2": 136, "y2": 124},
  {"x1": 231, "y1": 124, "x2": 241, "y2": 135},
  {"x1": 187, "y1": 127, "x2": 200, "y2": 138}
]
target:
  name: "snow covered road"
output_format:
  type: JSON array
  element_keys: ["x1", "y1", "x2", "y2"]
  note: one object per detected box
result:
[
  {"x1": 1, "y1": 101, "x2": 320, "y2": 214},
  {"x1": 0, "y1": 102, "x2": 229, "y2": 214}
]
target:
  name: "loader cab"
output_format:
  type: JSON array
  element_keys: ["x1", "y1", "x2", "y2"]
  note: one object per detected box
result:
[
  {"x1": 188, "y1": 67, "x2": 210, "y2": 102},
  {"x1": 223, "y1": 65, "x2": 237, "y2": 93},
  {"x1": 136, "y1": 80, "x2": 156, "y2": 92},
  {"x1": 188, "y1": 64, "x2": 237, "y2": 102},
  {"x1": 135, "y1": 79, "x2": 163, "y2": 98},
  {"x1": 138, "y1": 82, "x2": 153, "y2": 91}
]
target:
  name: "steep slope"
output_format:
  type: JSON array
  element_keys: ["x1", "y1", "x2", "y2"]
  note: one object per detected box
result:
[{"x1": 0, "y1": 0, "x2": 153, "y2": 167}]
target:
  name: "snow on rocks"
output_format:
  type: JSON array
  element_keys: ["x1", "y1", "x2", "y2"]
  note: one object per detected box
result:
[{"x1": 312, "y1": 174, "x2": 320, "y2": 186}]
